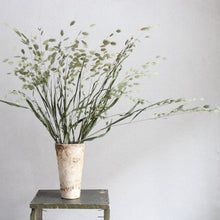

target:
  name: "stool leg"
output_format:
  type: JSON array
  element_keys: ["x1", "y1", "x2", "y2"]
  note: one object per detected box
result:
[
  {"x1": 104, "y1": 208, "x2": 110, "y2": 220},
  {"x1": 30, "y1": 208, "x2": 43, "y2": 220}
]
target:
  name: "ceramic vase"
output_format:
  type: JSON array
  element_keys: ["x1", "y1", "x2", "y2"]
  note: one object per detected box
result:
[{"x1": 55, "y1": 143, "x2": 85, "y2": 199}]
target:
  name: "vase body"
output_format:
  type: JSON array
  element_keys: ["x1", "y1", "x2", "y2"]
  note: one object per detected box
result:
[{"x1": 55, "y1": 143, "x2": 85, "y2": 199}]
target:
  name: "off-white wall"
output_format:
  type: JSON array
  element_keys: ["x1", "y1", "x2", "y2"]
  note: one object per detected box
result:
[{"x1": 0, "y1": 0, "x2": 220, "y2": 219}]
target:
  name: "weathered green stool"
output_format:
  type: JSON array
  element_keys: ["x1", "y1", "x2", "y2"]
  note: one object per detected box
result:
[{"x1": 30, "y1": 189, "x2": 110, "y2": 220}]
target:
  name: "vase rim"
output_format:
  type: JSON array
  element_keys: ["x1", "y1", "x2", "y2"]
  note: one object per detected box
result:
[{"x1": 55, "y1": 143, "x2": 85, "y2": 146}]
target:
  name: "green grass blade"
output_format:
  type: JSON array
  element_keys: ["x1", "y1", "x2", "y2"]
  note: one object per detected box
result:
[{"x1": 0, "y1": 99, "x2": 29, "y2": 109}]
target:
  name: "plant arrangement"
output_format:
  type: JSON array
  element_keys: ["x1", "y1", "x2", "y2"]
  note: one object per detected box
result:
[
  {"x1": 1, "y1": 21, "x2": 219, "y2": 199},
  {"x1": 1, "y1": 21, "x2": 219, "y2": 144}
]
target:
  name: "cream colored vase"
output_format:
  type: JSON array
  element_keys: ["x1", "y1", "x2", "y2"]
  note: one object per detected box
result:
[{"x1": 55, "y1": 143, "x2": 85, "y2": 199}]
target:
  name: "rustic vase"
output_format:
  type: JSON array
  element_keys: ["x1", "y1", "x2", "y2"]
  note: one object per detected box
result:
[{"x1": 55, "y1": 143, "x2": 85, "y2": 199}]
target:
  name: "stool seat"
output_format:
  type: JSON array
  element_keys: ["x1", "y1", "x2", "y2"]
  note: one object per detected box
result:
[{"x1": 30, "y1": 189, "x2": 110, "y2": 220}]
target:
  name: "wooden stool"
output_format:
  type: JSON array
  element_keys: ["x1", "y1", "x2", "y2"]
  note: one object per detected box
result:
[{"x1": 30, "y1": 189, "x2": 110, "y2": 220}]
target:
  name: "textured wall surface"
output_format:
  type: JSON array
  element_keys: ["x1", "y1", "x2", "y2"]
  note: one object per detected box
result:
[{"x1": 0, "y1": 0, "x2": 220, "y2": 219}]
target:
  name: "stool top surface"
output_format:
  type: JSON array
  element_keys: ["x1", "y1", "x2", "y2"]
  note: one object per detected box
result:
[{"x1": 30, "y1": 189, "x2": 109, "y2": 209}]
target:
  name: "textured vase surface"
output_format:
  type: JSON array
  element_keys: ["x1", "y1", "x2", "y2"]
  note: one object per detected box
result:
[{"x1": 55, "y1": 143, "x2": 85, "y2": 199}]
